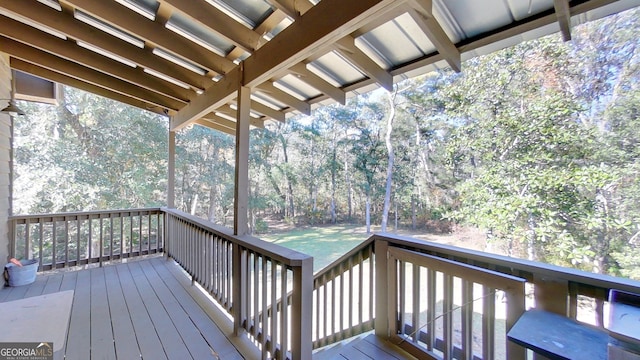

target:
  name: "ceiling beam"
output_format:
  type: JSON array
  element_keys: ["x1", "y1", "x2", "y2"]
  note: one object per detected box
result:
[
  {"x1": 215, "y1": 104, "x2": 265, "y2": 128},
  {"x1": 267, "y1": 0, "x2": 314, "y2": 19},
  {"x1": 172, "y1": 0, "x2": 400, "y2": 130},
  {"x1": 248, "y1": 100, "x2": 286, "y2": 122},
  {"x1": 554, "y1": 0, "x2": 572, "y2": 41},
  {"x1": 255, "y1": 9, "x2": 288, "y2": 36},
  {"x1": 0, "y1": 15, "x2": 193, "y2": 102},
  {"x1": 160, "y1": 0, "x2": 263, "y2": 53},
  {"x1": 194, "y1": 118, "x2": 236, "y2": 135},
  {"x1": 0, "y1": 0, "x2": 212, "y2": 90},
  {"x1": 255, "y1": 82, "x2": 310, "y2": 115},
  {"x1": 11, "y1": 58, "x2": 169, "y2": 115},
  {"x1": 0, "y1": 36, "x2": 184, "y2": 110},
  {"x1": 288, "y1": 62, "x2": 346, "y2": 104},
  {"x1": 334, "y1": 36, "x2": 393, "y2": 91},
  {"x1": 60, "y1": 0, "x2": 235, "y2": 75},
  {"x1": 408, "y1": 0, "x2": 461, "y2": 72}
]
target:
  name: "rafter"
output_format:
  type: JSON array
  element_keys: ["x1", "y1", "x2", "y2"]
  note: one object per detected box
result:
[
  {"x1": 0, "y1": 0, "x2": 212, "y2": 90},
  {"x1": 215, "y1": 104, "x2": 265, "y2": 128},
  {"x1": 407, "y1": 0, "x2": 461, "y2": 72},
  {"x1": 288, "y1": 62, "x2": 346, "y2": 104},
  {"x1": 11, "y1": 59, "x2": 169, "y2": 116},
  {"x1": 172, "y1": 0, "x2": 400, "y2": 130},
  {"x1": 554, "y1": 0, "x2": 572, "y2": 41},
  {"x1": 59, "y1": 0, "x2": 235, "y2": 75},
  {"x1": 247, "y1": 100, "x2": 286, "y2": 122},
  {"x1": 160, "y1": 0, "x2": 263, "y2": 53},
  {"x1": 1, "y1": 36, "x2": 184, "y2": 110},
  {"x1": 334, "y1": 36, "x2": 393, "y2": 91},
  {"x1": 0, "y1": 15, "x2": 193, "y2": 102},
  {"x1": 255, "y1": 82, "x2": 310, "y2": 115},
  {"x1": 194, "y1": 118, "x2": 235, "y2": 135},
  {"x1": 267, "y1": 0, "x2": 314, "y2": 19}
]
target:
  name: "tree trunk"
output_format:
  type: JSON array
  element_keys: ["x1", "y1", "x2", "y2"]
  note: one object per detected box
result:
[
  {"x1": 381, "y1": 90, "x2": 397, "y2": 232},
  {"x1": 366, "y1": 191, "x2": 371, "y2": 234},
  {"x1": 279, "y1": 134, "x2": 295, "y2": 218},
  {"x1": 190, "y1": 194, "x2": 198, "y2": 215},
  {"x1": 411, "y1": 195, "x2": 416, "y2": 231},
  {"x1": 208, "y1": 186, "x2": 216, "y2": 222},
  {"x1": 330, "y1": 146, "x2": 337, "y2": 224},
  {"x1": 345, "y1": 149, "x2": 353, "y2": 221}
]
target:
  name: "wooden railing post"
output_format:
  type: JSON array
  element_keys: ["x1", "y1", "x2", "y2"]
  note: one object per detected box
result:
[
  {"x1": 291, "y1": 257, "x2": 313, "y2": 359},
  {"x1": 534, "y1": 275, "x2": 568, "y2": 315},
  {"x1": 374, "y1": 239, "x2": 389, "y2": 338},
  {"x1": 232, "y1": 243, "x2": 244, "y2": 336}
]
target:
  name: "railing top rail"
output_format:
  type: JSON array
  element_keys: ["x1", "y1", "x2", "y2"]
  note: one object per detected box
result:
[
  {"x1": 9, "y1": 207, "x2": 164, "y2": 220},
  {"x1": 373, "y1": 232, "x2": 640, "y2": 294},
  {"x1": 162, "y1": 207, "x2": 312, "y2": 267}
]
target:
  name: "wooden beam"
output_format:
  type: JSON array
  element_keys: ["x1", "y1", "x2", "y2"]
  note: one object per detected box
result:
[
  {"x1": 10, "y1": 59, "x2": 168, "y2": 115},
  {"x1": 267, "y1": 0, "x2": 314, "y2": 19},
  {"x1": 254, "y1": 9, "x2": 288, "y2": 36},
  {"x1": 248, "y1": 100, "x2": 286, "y2": 122},
  {"x1": 171, "y1": 67, "x2": 240, "y2": 130},
  {"x1": 172, "y1": 0, "x2": 401, "y2": 129},
  {"x1": 334, "y1": 36, "x2": 393, "y2": 91},
  {"x1": 215, "y1": 104, "x2": 265, "y2": 128},
  {"x1": 194, "y1": 118, "x2": 235, "y2": 136},
  {"x1": 244, "y1": 0, "x2": 400, "y2": 87},
  {"x1": 554, "y1": 0, "x2": 572, "y2": 41},
  {"x1": 0, "y1": 15, "x2": 193, "y2": 102},
  {"x1": 202, "y1": 112, "x2": 238, "y2": 130},
  {"x1": 288, "y1": 62, "x2": 346, "y2": 104},
  {"x1": 255, "y1": 82, "x2": 310, "y2": 115},
  {"x1": 0, "y1": 0, "x2": 212, "y2": 90},
  {"x1": 408, "y1": 0, "x2": 461, "y2": 72},
  {"x1": 60, "y1": 0, "x2": 235, "y2": 74},
  {"x1": 160, "y1": 0, "x2": 262, "y2": 52},
  {"x1": 234, "y1": 85, "x2": 251, "y2": 236},
  {"x1": 1, "y1": 37, "x2": 184, "y2": 110}
]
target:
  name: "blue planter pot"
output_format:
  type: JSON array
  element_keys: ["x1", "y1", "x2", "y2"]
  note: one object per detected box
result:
[{"x1": 4, "y1": 259, "x2": 39, "y2": 286}]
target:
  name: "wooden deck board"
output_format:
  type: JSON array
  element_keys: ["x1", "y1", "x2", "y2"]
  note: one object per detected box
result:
[
  {"x1": 0, "y1": 256, "x2": 245, "y2": 360},
  {"x1": 89, "y1": 267, "x2": 117, "y2": 360},
  {"x1": 115, "y1": 262, "x2": 169, "y2": 360},
  {"x1": 128, "y1": 261, "x2": 193, "y2": 360},
  {"x1": 141, "y1": 259, "x2": 217, "y2": 360},
  {"x1": 153, "y1": 257, "x2": 245, "y2": 360},
  {"x1": 65, "y1": 268, "x2": 91, "y2": 360},
  {"x1": 103, "y1": 265, "x2": 141, "y2": 360},
  {"x1": 314, "y1": 334, "x2": 417, "y2": 360}
]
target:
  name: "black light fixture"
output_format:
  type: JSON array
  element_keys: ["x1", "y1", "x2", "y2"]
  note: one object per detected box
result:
[{"x1": 1, "y1": 99, "x2": 26, "y2": 116}]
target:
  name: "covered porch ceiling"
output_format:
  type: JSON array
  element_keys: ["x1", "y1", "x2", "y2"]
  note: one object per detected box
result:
[{"x1": 1, "y1": 0, "x2": 639, "y2": 136}]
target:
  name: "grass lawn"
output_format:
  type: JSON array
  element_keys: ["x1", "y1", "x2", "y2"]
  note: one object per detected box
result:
[{"x1": 261, "y1": 225, "x2": 370, "y2": 272}]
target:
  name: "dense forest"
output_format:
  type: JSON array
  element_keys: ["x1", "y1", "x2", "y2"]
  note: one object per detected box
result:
[{"x1": 14, "y1": 8, "x2": 640, "y2": 279}]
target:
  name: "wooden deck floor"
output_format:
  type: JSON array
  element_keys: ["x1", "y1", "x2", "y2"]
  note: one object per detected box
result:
[
  {"x1": 0, "y1": 256, "x2": 245, "y2": 360},
  {"x1": 313, "y1": 334, "x2": 417, "y2": 360}
]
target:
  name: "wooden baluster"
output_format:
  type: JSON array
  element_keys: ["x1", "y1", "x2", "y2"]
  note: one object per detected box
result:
[
  {"x1": 443, "y1": 273, "x2": 454, "y2": 359},
  {"x1": 461, "y1": 280, "x2": 474, "y2": 360},
  {"x1": 270, "y1": 261, "x2": 278, "y2": 358},
  {"x1": 412, "y1": 263, "x2": 420, "y2": 343},
  {"x1": 482, "y1": 285, "x2": 495, "y2": 360},
  {"x1": 64, "y1": 216, "x2": 69, "y2": 267},
  {"x1": 506, "y1": 281, "x2": 526, "y2": 360},
  {"x1": 426, "y1": 267, "x2": 436, "y2": 351},
  {"x1": 348, "y1": 256, "x2": 354, "y2": 338},
  {"x1": 52, "y1": 219, "x2": 57, "y2": 269},
  {"x1": 261, "y1": 256, "x2": 268, "y2": 359},
  {"x1": 375, "y1": 240, "x2": 389, "y2": 338},
  {"x1": 109, "y1": 215, "x2": 114, "y2": 261},
  {"x1": 279, "y1": 265, "x2": 288, "y2": 360}
]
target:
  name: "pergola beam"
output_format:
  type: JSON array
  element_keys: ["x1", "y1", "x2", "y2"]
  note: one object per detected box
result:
[
  {"x1": 289, "y1": 63, "x2": 346, "y2": 104},
  {"x1": 247, "y1": 100, "x2": 286, "y2": 122},
  {"x1": 194, "y1": 118, "x2": 236, "y2": 136},
  {"x1": 0, "y1": 16, "x2": 192, "y2": 102},
  {"x1": 215, "y1": 104, "x2": 265, "y2": 128},
  {"x1": 172, "y1": 0, "x2": 399, "y2": 130},
  {"x1": 255, "y1": 82, "x2": 311, "y2": 115},
  {"x1": 554, "y1": 0, "x2": 572, "y2": 41},
  {"x1": 0, "y1": 0, "x2": 211, "y2": 90},
  {"x1": 267, "y1": 0, "x2": 314, "y2": 19},
  {"x1": 334, "y1": 36, "x2": 393, "y2": 91},
  {"x1": 160, "y1": 0, "x2": 263, "y2": 53},
  {"x1": 1, "y1": 36, "x2": 184, "y2": 110},
  {"x1": 10, "y1": 58, "x2": 169, "y2": 115},
  {"x1": 408, "y1": 0, "x2": 461, "y2": 72},
  {"x1": 59, "y1": 0, "x2": 235, "y2": 75}
]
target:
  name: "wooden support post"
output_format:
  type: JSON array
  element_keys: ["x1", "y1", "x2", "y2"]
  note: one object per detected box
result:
[
  {"x1": 534, "y1": 275, "x2": 568, "y2": 315},
  {"x1": 167, "y1": 130, "x2": 176, "y2": 208},
  {"x1": 291, "y1": 257, "x2": 314, "y2": 359},
  {"x1": 234, "y1": 82, "x2": 251, "y2": 236},
  {"x1": 374, "y1": 239, "x2": 389, "y2": 337}
]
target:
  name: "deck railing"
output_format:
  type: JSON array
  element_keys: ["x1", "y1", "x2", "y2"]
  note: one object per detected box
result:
[
  {"x1": 163, "y1": 208, "x2": 313, "y2": 360},
  {"x1": 9, "y1": 208, "x2": 164, "y2": 271},
  {"x1": 314, "y1": 233, "x2": 640, "y2": 360}
]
